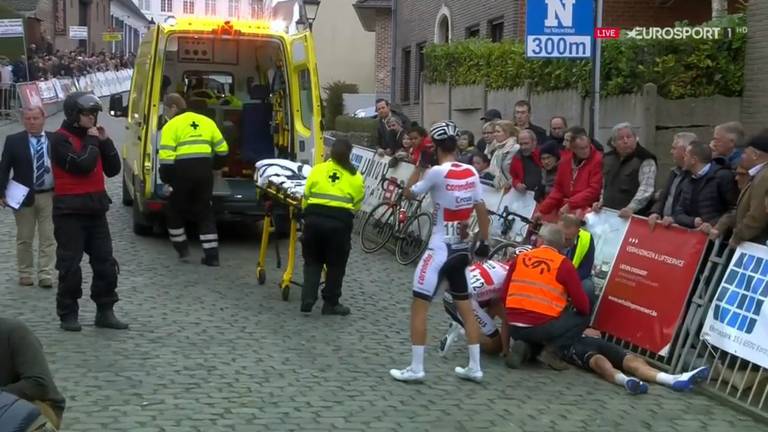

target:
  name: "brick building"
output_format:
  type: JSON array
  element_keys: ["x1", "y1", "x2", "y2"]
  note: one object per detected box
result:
[
  {"x1": 356, "y1": 0, "x2": 721, "y2": 122},
  {"x1": 3, "y1": 0, "x2": 115, "y2": 55}
]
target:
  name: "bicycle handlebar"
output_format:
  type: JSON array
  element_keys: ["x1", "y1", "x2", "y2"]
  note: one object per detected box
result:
[
  {"x1": 487, "y1": 206, "x2": 535, "y2": 226},
  {"x1": 379, "y1": 176, "x2": 404, "y2": 191}
]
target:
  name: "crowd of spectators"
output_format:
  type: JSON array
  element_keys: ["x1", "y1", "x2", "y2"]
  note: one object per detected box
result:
[
  {"x1": 0, "y1": 44, "x2": 135, "y2": 84},
  {"x1": 374, "y1": 97, "x2": 768, "y2": 247}
]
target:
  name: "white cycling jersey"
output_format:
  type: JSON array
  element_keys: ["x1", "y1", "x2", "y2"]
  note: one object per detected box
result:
[
  {"x1": 466, "y1": 260, "x2": 510, "y2": 303},
  {"x1": 410, "y1": 161, "x2": 483, "y2": 247}
]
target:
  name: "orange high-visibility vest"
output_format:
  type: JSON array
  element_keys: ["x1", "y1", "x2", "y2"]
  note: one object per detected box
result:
[{"x1": 505, "y1": 246, "x2": 568, "y2": 318}]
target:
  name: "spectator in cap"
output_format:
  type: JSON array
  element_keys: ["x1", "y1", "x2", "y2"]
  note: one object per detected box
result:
[
  {"x1": 481, "y1": 109, "x2": 502, "y2": 123},
  {"x1": 712, "y1": 131, "x2": 768, "y2": 247},
  {"x1": 536, "y1": 140, "x2": 561, "y2": 202}
]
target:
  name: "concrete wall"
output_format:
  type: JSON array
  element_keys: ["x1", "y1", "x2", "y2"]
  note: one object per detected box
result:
[
  {"x1": 420, "y1": 81, "x2": 744, "y2": 186},
  {"x1": 313, "y1": 0, "x2": 376, "y2": 94}
]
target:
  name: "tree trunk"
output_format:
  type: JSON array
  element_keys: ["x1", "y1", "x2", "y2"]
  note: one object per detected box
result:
[{"x1": 712, "y1": 0, "x2": 728, "y2": 19}]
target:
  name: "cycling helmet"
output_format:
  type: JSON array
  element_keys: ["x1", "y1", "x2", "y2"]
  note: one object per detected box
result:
[
  {"x1": 63, "y1": 91, "x2": 102, "y2": 124},
  {"x1": 429, "y1": 120, "x2": 458, "y2": 141}
]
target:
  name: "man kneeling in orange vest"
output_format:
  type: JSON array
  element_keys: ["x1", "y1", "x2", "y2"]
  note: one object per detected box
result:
[{"x1": 502, "y1": 223, "x2": 591, "y2": 369}]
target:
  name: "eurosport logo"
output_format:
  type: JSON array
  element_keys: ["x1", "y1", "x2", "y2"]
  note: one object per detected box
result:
[{"x1": 595, "y1": 26, "x2": 747, "y2": 40}]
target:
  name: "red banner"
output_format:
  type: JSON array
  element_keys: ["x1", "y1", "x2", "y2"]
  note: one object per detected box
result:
[
  {"x1": 16, "y1": 82, "x2": 42, "y2": 110},
  {"x1": 592, "y1": 217, "x2": 708, "y2": 355}
]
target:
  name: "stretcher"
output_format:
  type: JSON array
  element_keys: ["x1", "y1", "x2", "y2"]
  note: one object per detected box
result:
[{"x1": 254, "y1": 160, "x2": 311, "y2": 301}]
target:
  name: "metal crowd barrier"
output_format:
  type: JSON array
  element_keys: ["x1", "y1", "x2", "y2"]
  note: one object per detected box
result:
[
  {"x1": 600, "y1": 237, "x2": 767, "y2": 420},
  {"x1": 0, "y1": 83, "x2": 19, "y2": 124}
]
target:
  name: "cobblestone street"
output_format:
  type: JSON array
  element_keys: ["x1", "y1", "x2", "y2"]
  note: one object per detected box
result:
[{"x1": 0, "y1": 113, "x2": 765, "y2": 432}]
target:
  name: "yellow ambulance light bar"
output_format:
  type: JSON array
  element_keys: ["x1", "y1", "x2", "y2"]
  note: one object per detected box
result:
[{"x1": 162, "y1": 16, "x2": 281, "y2": 35}]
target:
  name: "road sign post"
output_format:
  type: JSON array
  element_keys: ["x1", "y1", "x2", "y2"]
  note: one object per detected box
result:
[{"x1": 590, "y1": 0, "x2": 603, "y2": 138}]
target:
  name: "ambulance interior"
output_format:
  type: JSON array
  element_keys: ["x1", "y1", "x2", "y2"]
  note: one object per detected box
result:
[{"x1": 157, "y1": 34, "x2": 295, "y2": 198}]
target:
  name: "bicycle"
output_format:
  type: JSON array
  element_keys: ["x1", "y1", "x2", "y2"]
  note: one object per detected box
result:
[
  {"x1": 482, "y1": 206, "x2": 541, "y2": 261},
  {"x1": 360, "y1": 177, "x2": 434, "y2": 265}
]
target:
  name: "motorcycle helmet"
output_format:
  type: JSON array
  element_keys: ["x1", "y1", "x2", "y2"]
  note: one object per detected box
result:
[{"x1": 63, "y1": 91, "x2": 102, "y2": 125}]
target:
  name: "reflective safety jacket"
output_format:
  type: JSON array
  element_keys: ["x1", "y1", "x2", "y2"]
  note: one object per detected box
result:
[
  {"x1": 303, "y1": 160, "x2": 364, "y2": 212},
  {"x1": 571, "y1": 228, "x2": 592, "y2": 269},
  {"x1": 159, "y1": 112, "x2": 228, "y2": 164},
  {"x1": 505, "y1": 246, "x2": 568, "y2": 318}
]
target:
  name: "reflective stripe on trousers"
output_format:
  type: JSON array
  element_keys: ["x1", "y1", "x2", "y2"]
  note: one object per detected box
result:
[
  {"x1": 168, "y1": 227, "x2": 187, "y2": 243},
  {"x1": 200, "y1": 233, "x2": 218, "y2": 249}
]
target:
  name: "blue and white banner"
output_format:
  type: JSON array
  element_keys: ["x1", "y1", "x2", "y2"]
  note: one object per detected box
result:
[{"x1": 701, "y1": 242, "x2": 768, "y2": 369}]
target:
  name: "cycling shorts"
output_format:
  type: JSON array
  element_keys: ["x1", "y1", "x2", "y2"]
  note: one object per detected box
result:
[
  {"x1": 566, "y1": 336, "x2": 630, "y2": 372},
  {"x1": 413, "y1": 242, "x2": 470, "y2": 301},
  {"x1": 442, "y1": 293, "x2": 499, "y2": 338}
]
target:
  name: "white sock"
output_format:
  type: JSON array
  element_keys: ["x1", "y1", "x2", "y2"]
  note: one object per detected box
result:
[
  {"x1": 655, "y1": 372, "x2": 677, "y2": 386},
  {"x1": 468, "y1": 344, "x2": 481, "y2": 370},
  {"x1": 613, "y1": 372, "x2": 629, "y2": 386},
  {"x1": 410, "y1": 346, "x2": 425, "y2": 373}
]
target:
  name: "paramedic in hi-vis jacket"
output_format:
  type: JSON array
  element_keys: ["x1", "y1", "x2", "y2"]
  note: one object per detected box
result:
[
  {"x1": 301, "y1": 138, "x2": 365, "y2": 316},
  {"x1": 158, "y1": 93, "x2": 229, "y2": 266}
]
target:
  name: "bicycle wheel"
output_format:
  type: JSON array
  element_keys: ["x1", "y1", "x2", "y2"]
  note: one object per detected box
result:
[
  {"x1": 488, "y1": 241, "x2": 522, "y2": 262},
  {"x1": 360, "y1": 201, "x2": 397, "y2": 253},
  {"x1": 395, "y1": 212, "x2": 433, "y2": 265}
]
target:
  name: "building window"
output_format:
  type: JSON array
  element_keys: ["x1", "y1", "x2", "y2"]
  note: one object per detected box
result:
[
  {"x1": 466, "y1": 24, "x2": 480, "y2": 39},
  {"x1": 183, "y1": 0, "x2": 194, "y2": 14},
  {"x1": 140, "y1": 0, "x2": 150, "y2": 10},
  {"x1": 488, "y1": 18, "x2": 504, "y2": 42},
  {"x1": 228, "y1": 0, "x2": 240, "y2": 18},
  {"x1": 415, "y1": 42, "x2": 425, "y2": 101},
  {"x1": 160, "y1": 0, "x2": 172, "y2": 13},
  {"x1": 401, "y1": 47, "x2": 411, "y2": 103},
  {"x1": 250, "y1": 0, "x2": 262, "y2": 18},
  {"x1": 205, "y1": 0, "x2": 215, "y2": 15}
]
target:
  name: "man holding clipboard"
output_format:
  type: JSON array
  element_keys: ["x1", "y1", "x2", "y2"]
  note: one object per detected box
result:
[{"x1": 0, "y1": 106, "x2": 56, "y2": 288}]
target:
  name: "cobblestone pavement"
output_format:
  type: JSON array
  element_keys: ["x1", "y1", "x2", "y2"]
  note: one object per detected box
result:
[{"x1": 0, "y1": 114, "x2": 766, "y2": 432}]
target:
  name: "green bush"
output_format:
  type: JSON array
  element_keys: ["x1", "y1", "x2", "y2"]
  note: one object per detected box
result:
[
  {"x1": 424, "y1": 14, "x2": 746, "y2": 99},
  {"x1": 334, "y1": 115, "x2": 379, "y2": 135},
  {"x1": 322, "y1": 81, "x2": 359, "y2": 130}
]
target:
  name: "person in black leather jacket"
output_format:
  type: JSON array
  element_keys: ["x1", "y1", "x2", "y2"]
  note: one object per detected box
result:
[{"x1": 49, "y1": 92, "x2": 127, "y2": 332}]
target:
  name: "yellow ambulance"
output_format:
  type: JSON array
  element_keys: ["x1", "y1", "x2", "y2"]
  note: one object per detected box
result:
[{"x1": 109, "y1": 3, "x2": 323, "y2": 234}]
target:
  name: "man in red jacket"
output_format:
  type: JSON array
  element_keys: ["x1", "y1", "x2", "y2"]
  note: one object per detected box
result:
[{"x1": 535, "y1": 127, "x2": 602, "y2": 219}]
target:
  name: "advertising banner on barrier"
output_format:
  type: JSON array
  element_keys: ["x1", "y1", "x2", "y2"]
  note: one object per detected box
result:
[
  {"x1": 17, "y1": 82, "x2": 42, "y2": 109},
  {"x1": 51, "y1": 79, "x2": 65, "y2": 101},
  {"x1": 592, "y1": 217, "x2": 708, "y2": 355},
  {"x1": 57, "y1": 77, "x2": 76, "y2": 97},
  {"x1": 701, "y1": 242, "x2": 768, "y2": 369},
  {"x1": 350, "y1": 146, "x2": 416, "y2": 220},
  {"x1": 584, "y1": 209, "x2": 630, "y2": 292},
  {"x1": 37, "y1": 81, "x2": 58, "y2": 104}
]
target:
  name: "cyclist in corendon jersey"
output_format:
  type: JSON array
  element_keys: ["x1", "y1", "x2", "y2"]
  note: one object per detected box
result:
[{"x1": 389, "y1": 121, "x2": 492, "y2": 383}]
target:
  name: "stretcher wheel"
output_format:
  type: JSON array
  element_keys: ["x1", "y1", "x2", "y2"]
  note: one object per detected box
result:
[
  {"x1": 257, "y1": 268, "x2": 266, "y2": 285},
  {"x1": 280, "y1": 283, "x2": 290, "y2": 301}
]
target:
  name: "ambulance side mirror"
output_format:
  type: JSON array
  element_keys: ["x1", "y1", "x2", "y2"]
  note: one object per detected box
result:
[{"x1": 108, "y1": 94, "x2": 127, "y2": 118}]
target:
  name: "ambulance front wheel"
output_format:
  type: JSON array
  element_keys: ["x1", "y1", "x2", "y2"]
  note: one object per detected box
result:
[
  {"x1": 257, "y1": 268, "x2": 266, "y2": 285},
  {"x1": 280, "y1": 284, "x2": 290, "y2": 301}
]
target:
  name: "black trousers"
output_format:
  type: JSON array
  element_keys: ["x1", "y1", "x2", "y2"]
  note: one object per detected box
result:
[
  {"x1": 508, "y1": 309, "x2": 589, "y2": 352},
  {"x1": 166, "y1": 160, "x2": 218, "y2": 257},
  {"x1": 53, "y1": 213, "x2": 119, "y2": 318},
  {"x1": 301, "y1": 214, "x2": 352, "y2": 306}
]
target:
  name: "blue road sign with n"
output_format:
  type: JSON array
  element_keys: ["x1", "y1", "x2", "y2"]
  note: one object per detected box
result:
[{"x1": 526, "y1": 0, "x2": 594, "y2": 59}]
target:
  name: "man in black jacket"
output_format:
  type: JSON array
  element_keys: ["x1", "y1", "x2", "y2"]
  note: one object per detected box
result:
[
  {"x1": 50, "y1": 92, "x2": 127, "y2": 331},
  {"x1": 375, "y1": 98, "x2": 409, "y2": 153},
  {"x1": 673, "y1": 140, "x2": 738, "y2": 231},
  {"x1": 648, "y1": 132, "x2": 697, "y2": 230},
  {"x1": 0, "y1": 106, "x2": 56, "y2": 288}
]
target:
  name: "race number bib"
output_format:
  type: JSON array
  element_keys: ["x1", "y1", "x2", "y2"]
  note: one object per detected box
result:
[{"x1": 443, "y1": 221, "x2": 469, "y2": 245}]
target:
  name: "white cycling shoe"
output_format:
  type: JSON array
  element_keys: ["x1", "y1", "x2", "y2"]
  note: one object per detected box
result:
[
  {"x1": 390, "y1": 367, "x2": 426, "y2": 382},
  {"x1": 438, "y1": 322, "x2": 465, "y2": 356},
  {"x1": 454, "y1": 366, "x2": 483, "y2": 382}
]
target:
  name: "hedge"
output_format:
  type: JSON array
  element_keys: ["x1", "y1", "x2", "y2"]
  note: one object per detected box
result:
[
  {"x1": 334, "y1": 115, "x2": 379, "y2": 136},
  {"x1": 424, "y1": 14, "x2": 746, "y2": 99}
]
